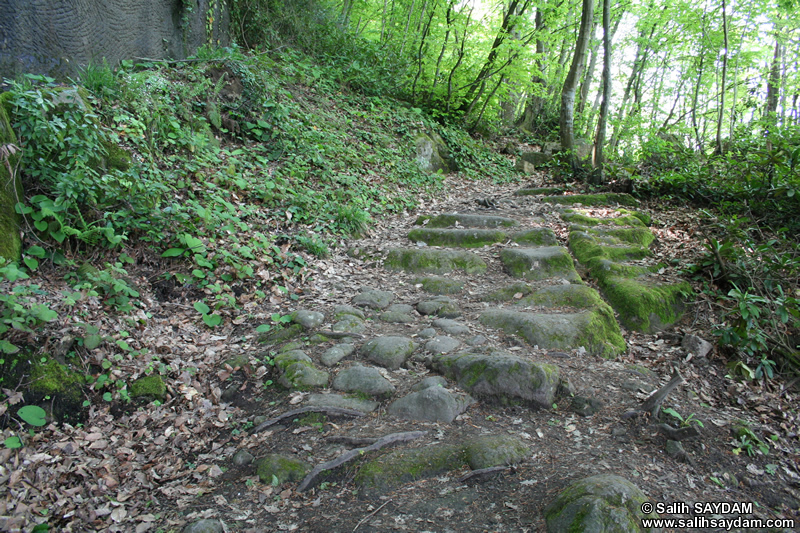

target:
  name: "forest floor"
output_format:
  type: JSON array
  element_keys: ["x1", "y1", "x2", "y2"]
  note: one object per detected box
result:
[{"x1": 2, "y1": 169, "x2": 800, "y2": 532}]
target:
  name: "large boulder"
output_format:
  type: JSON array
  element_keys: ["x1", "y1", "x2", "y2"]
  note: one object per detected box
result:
[{"x1": 415, "y1": 131, "x2": 457, "y2": 174}]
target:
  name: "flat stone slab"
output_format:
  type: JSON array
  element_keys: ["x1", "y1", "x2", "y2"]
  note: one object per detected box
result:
[
  {"x1": 517, "y1": 284, "x2": 606, "y2": 310},
  {"x1": 543, "y1": 474, "x2": 660, "y2": 532},
  {"x1": 500, "y1": 246, "x2": 580, "y2": 282},
  {"x1": 561, "y1": 208, "x2": 646, "y2": 227},
  {"x1": 479, "y1": 308, "x2": 625, "y2": 358},
  {"x1": 320, "y1": 343, "x2": 355, "y2": 366},
  {"x1": 543, "y1": 193, "x2": 639, "y2": 207},
  {"x1": 413, "y1": 276, "x2": 463, "y2": 295},
  {"x1": 408, "y1": 228, "x2": 507, "y2": 248},
  {"x1": 352, "y1": 289, "x2": 394, "y2": 310},
  {"x1": 600, "y1": 276, "x2": 689, "y2": 333},
  {"x1": 305, "y1": 393, "x2": 379, "y2": 413},
  {"x1": 431, "y1": 318, "x2": 470, "y2": 336},
  {"x1": 291, "y1": 309, "x2": 324, "y2": 329},
  {"x1": 425, "y1": 335, "x2": 461, "y2": 354},
  {"x1": 417, "y1": 296, "x2": 461, "y2": 318},
  {"x1": 387, "y1": 386, "x2": 474, "y2": 423},
  {"x1": 415, "y1": 213, "x2": 519, "y2": 228},
  {"x1": 385, "y1": 248, "x2": 487, "y2": 275},
  {"x1": 512, "y1": 227, "x2": 558, "y2": 246},
  {"x1": 332, "y1": 364, "x2": 396, "y2": 397},
  {"x1": 431, "y1": 351, "x2": 560, "y2": 408},
  {"x1": 361, "y1": 336, "x2": 417, "y2": 369}
]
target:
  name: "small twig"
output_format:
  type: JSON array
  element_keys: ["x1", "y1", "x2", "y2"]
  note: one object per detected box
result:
[
  {"x1": 297, "y1": 430, "x2": 428, "y2": 492},
  {"x1": 458, "y1": 465, "x2": 508, "y2": 483},
  {"x1": 353, "y1": 499, "x2": 393, "y2": 532},
  {"x1": 250, "y1": 406, "x2": 366, "y2": 435}
]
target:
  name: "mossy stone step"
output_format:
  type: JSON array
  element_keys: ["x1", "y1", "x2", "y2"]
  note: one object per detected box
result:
[
  {"x1": 599, "y1": 276, "x2": 690, "y2": 333},
  {"x1": 415, "y1": 213, "x2": 519, "y2": 228},
  {"x1": 413, "y1": 276, "x2": 464, "y2": 294},
  {"x1": 577, "y1": 226, "x2": 655, "y2": 248},
  {"x1": 569, "y1": 230, "x2": 651, "y2": 264},
  {"x1": 479, "y1": 307, "x2": 625, "y2": 358},
  {"x1": 385, "y1": 248, "x2": 487, "y2": 275},
  {"x1": 543, "y1": 193, "x2": 639, "y2": 207},
  {"x1": 561, "y1": 208, "x2": 648, "y2": 227},
  {"x1": 500, "y1": 246, "x2": 580, "y2": 282},
  {"x1": 514, "y1": 186, "x2": 565, "y2": 196},
  {"x1": 512, "y1": 227, "x2": 558, "y2": 246},
  {"x1": 408, "y1": 228, "x2": 507, "y2": 248}
]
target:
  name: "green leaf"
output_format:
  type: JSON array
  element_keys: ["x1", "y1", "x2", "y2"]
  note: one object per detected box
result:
[
  {"x1": 161, "y1": 248, "x2": 186, "y2": 257},
  {"x1": 34, "y1": 220, "x2": 48, "y2": 232},
  {"x1": 203, "y1": 313, "x2": 222, "y2": 327},
  {"x1": 3, "y1": 436, "x2": 22, "y2": 449},
  {"x1": 271, "y1": 474, "x2": 280, "y2": 487},
  {"x1": 103, "y1": 392, "x2": 113, "y2": 402},
  {"x1": 255, "y1": 324, "x2": 272, "y2": 333},
  {"x1": 83, "y1": 334, "x2": 102, "y2": 350},
  {"x1": 26, "y1": 246, "x2": 46, "y2": 258},
  {"x1": 23, "y1": 257, "x2": 39, "y2": 271},
  {"x1": 0, "y1": 340, "x2": 20, "y2": 354},
  {"x1": 194, "y1": 301, "x2": 211, "y2": 314},
  {"x1": 18, "y1": 405, "x2": 47, "y2": 427}
]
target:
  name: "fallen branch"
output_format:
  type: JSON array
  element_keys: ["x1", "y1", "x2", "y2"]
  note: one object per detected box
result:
[
  {"x1": 297, "y1": 430, "x2": 428, "y2": 492},
  {"x1": 327, "y1": 436, "x2": 379, "y2": 446},
  {"x1": 353, "y1": 499, "x2": 393, "y2": 532},
  {"x1": 622, "y1": 367, "x2": 684, "y2": 419},
  {"x1": 250, "y1": 406, "x2": 366, "y2": 435}
]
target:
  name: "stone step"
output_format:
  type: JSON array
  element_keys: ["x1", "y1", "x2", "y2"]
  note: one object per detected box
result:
[
  {"x1": 500, "y1": 246, "x2": 581, "y2": 282},
  {"x1": 407, "y1": 226, "x2": 558, "y2": 248},
  {"x1": 415, "y1": 213, "x2": 519, "y2": 228},
  {"x1": 537, "y1": 192, "x2": 639, "y2": 207},
  {"x1": 384, "y1": 247, "x2": 487, "y2": 274}
]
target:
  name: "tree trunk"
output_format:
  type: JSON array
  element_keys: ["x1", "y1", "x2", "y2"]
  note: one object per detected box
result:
[
  {"x1": 691, "y1": 11, "x2": 708, "y2": 153},
  {"x1": 560, "y1": 0, "x2": 594, "y2": 172},
  {"x1": 715, "y1": 0, "x2": 729, "y2": 155},
  {"x1": 592, "y1": 0, "x2": 611, "y2": 185},
  {"x1": 517, "y1": 8, "x2": 547, "y2": 132}
]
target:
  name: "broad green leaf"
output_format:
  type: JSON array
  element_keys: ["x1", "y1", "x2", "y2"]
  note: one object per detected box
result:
[
  {"x1": 161, "y1": 248, "x2": 186, "y2": 257},
  {"x1": 83, "y1": 334, "x2": 102, "y2": 350},
  {"x1": 203, "y1": 313, "x2": 222, "y2": 327},
  {"x1": 18, "y1": 405, "x2": 47, "y2": 427},
  {"x1": 3, "y1": 436, "x2": 22, "y2": 449},
  {"x1": 26, "y1": 246, "x2": 46, "y2": 258},
  {"x1": 194, "y1": 301, "x2": 211, "y2": 314},
  {"x1": 256, "y1": 324, "x2": 272, "y2": 333}
]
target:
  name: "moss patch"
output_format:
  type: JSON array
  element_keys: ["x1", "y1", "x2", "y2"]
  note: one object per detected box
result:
[
  {"x1": 601, "y1": 277, "x2": 690, "y2": 333},
  {"x1": 385, "y1": 248, "x2": 487, "y2": 275},
  {"x1": 130, "y1": 375, "x2": 167, "y2": 402},
  {"x1": 256, "y1": 454, "x2": 311, "y2": 485},
  {"x1": 561, "y1": 208, "x2": 646, "y2": 227},
  {"x1": 544, "y1": 193, "x2": 639, "y2": 207},
  {"x1": 356, "y1": 444, "x2": 467, "y2": 491},
  {"x1": 500, "y1": 246, "x2": 580, "y2": 281},
  {"x1": 517, "y1": 284, "x2": 605, "y2": 309},
  {"x1": 569, "y1": 231, "x2": 651, "y2": 264},
  {"x1": 587, "y1": 226, "x2": 655, "y2": 247},
  {"x1": 414, "y1": 213, "x2": 518, "y2": 228},
  {"x1": 29, "y1": 359, "x2": 84, "y2": 403},
  {"x1": 511, "y1": 227, "x2": 558, "y2": 246},
  {"x1": 407, "y1": 228, "x2": 507, "y2": 248}
]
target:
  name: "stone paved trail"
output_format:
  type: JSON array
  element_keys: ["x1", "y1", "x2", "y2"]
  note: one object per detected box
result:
[{"x1": 194, "y1": 186, "x2": 796, "y2": 533}]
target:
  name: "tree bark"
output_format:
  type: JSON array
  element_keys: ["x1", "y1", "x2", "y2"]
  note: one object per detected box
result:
[
  {"x1": 592, "y1": 0, "x2": 611, "y2": 184},
  {"x1": 715, "y1": 0, "x2": 729, "y2": 155},
  {"x1": 560, "y1": 0, "x2": 594, "y2": 172}
]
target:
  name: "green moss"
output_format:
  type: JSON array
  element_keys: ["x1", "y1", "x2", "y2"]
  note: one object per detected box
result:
[
  {"x1": 407, "y1": 228, "x2": 507, "y2": 248},
  {"x1": 130, "y1": 375, "x2": 167, "y2": 402},
  {"x1": 385, "y1": 248, "x2": 487, "y2": 275},
  {"x1": 29, "y1": 359, "x2": 85, "y2": 403},
  {"x1": 0, "y1": 92, "x2": 22, "y2": 261},
  {"x1": 518, "y1": 284, "x2": 604, "y2": 309},
  {"x1": 588, "y1": 226, "x2": 655, "y2": 247},
  {"x1": 561, "y1": 209, "x2": 645, "y2": 227},
  {"x1": 356, "y1": 444, "x2": 467, "y2": 491},
  {"x1": 577, "y1": 305, "x2": 627, "y2": 358},
  {"x1": 602, "y1": 277, "x2": 690, "y2": 333},
  {"x1": 544, "y1": 193, "x2": 639, "y2": 207},
  {"x1": 569, "y1": 231, "x2": 651, "y2": 264},
  {"x1": 256, "y1": 454, "x2": 311, "y2": 485},
  {"x1": 512, "y1": 227, "x2": 558, "y2": 246},
  {"x1": 103, "y1": 142, "x2": 133, "y2": 172},
  {"x1": 414, "y1": 213, "x2": 518, "y2": 228},
  {"x1": 617, "y1": 208, "x2": 652, "y2": 226},
  {"x1": 465, "y1": 435, "x2": 529, "y2": 469},
  {"x1": 259, "y1": 323, "x2": 304, "y2": 344},
  {"x1": 413, "y1": 276, "x2": 464, "y2": 295}
]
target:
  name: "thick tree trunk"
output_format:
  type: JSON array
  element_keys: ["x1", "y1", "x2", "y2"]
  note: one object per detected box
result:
[{"x1": 560, "y1": 0, "x2": 594, "y2": 172}]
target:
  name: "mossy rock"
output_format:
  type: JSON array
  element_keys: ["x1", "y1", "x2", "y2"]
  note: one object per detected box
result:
[
  {"x1": 543, "y1": 474, "x2": 660, "y2": 532},
  {"x1": 274, "y1": 350, "x2": 329, "y2": 389},
  {"x1": 415, "y1": 213, "x2": 518, "y2": 228},
  {"x1": 517, "y1": 284, "x2": 606, "y2": 310},
  {"x1": 432, "y1": 351, "x2": 560, "y2": 407},
  {"x1": 361, "y1": 336, "x2": 417, "y2": 370},
  {"x1": 0, "y1": 92, "x2": 22, "y2": 261},
  {"x1": 543, "y1": 193, "x2": 639, "y2": 207},
  {"x1": 561, "y1": 209, "x2": 645, "y2": 228},
  {"x1": 408, "y1": 228, "x2": 507, "y2": 248},
  {"x1": 617, "y1": 208, "x2": 652, "y2": 226},
  {"x1": 500, "y1": 247, "x2": 580, "y2": 282},
  {"x1": 586, "y1": 259, "x2": 655, "y2": 281},
  {"x1": 512, "y1": 227, "x2": 559, "y2": 246},
  {"x1": 332, "y1": 314, "x2": 366, "y2": 334},
  {"x1": 356, "y1": 443, "x2": 467, "y2": 492},
  {"x1": 481, "y1": 282, "x2": 536, "y2": 302},
  {"x1": 600, "y1": 277, "x2": 690, "y2": 333},
  {"x1": 479, "y1": 308, "x2": 625, "y2": 358},
  {"x1": 587, "y1": 227, "x2": 655, "y2": 248},
  {"x1": 130, "y1": 375, "x2": 167, "y2": 402},
  {"x1": 256, "y1": 454, "x2": 311, "y2": 485},
  {"x1": 413, "y1": 276, "x2": 464, "y2": 295},
  {"x1": 259, "y1": 323, "x2": 305, "y2": 344},
  {"x1": 29, "y1": 359, "x2": 84, "y2": 403},
  {"x1": 569, "y1": 231, "x2": 651, "y2": 264},
  {"x1": 385, "y1": 248, "x2": 487, "y2": 275},
  {"x1": 465, "y1": 435, "x2": 530, "y2": 469},
  {"x1": 514, "y1": 187, "x2": 565, "y2": 196}
]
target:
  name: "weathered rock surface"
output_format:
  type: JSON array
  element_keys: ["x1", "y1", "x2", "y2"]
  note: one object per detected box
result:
[
  {"x1": 543, "y1": 474, "x2": 660, "y2": 532},
  {"x1": 500, "y1": 246, "x2": 580, "y2": 282},
  {"x1": 360, "y1": 336, "x2": 417, "y2": 369},
  {"x1": 415, "y1": 213, "x2": 518, "y2": 228},
  {"x1": 387, "y1": 386, "x2": 474, "y2": 423},
  {"x1": 408, "y1": 227, "x2": 507, "y2": 248},
  {"x1": 332, "y1": 364, "x2": 396, "y2": 397},
  {"x1": 385, "y1": 248, "x2": 487, "y2": 274}
]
